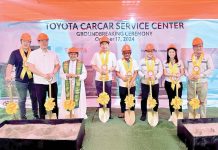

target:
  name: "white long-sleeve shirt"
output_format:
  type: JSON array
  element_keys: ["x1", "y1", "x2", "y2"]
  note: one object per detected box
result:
[
  {"x1": 185, "y1": 54, "x2": 214, "y2": 83},
  {"x1": 115, "y1": 58, "x2": 139, "y2": 87},
  {"x1": 138, "y1": 57, "x2": 163, "y2": 85}
]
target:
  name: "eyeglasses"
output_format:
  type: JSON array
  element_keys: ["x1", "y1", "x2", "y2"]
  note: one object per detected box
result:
[
  {"x1": 22, "y1": 40, "x2": 31, "y2": 44},
  {"x1": 193, "y1": 45, "x2": 203, "y2": 48},
  {"x1": 123, "y1": 52, "x2": 131, "y2": 55},
  {"x1": 39, "y1": 40, "x2": 49, "y2": 42},
  {"x1": 145, "y1": 50, "x2": 154, "y2": 52}
]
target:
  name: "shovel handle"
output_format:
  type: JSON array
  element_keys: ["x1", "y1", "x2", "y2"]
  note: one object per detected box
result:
[
  {"x1": 127, "y1": 79, "x2": 130, "y2": 96},
  {"x1": 194, "y1": 81, "x2": 197, "y2": 98},
  {"x1": 8, "y1": 83, "x2": 13, "y2": 102},
  {"x1": 48, "y1": 78, "x2": 53, "y2": 98},
  {"x1": 149, "y1": 80, "x2": 152, "y2": 97},
  {"x1": 176, "y1": 82, "x2": 179, "y2": 97},
  {"x1": 102, "y1": 75, "x2": 105, "y2": 93},
  {"x1": 49, "y1": 82, "x2": 51, "y2": 98},
  {"x1": 174, "y1": 76, "x2": 180, "y2": 97},
  {"x1": 69, "y1": 79, "x2": 73, "y2": 100}
]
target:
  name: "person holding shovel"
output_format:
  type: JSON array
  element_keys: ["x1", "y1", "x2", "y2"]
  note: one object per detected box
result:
[
  {"x1": 60, "y1": 47, "x2": 87, "y2": 119},
  {"x1": 27, "y1": 33, "x2": 60, "y2": 119},
  {"x1": 186, "y1": 37, "x2": 214, "y2": 118},
  {"x1": 91, "y1": 36, "x2": 117, "y2": 119},
  {"x1": 5, "y1": 33, "x2": 38, "y2": 120},
  {"x1": 163, "y1": 44, "x2": 184, "y2": 121},
  {"x1": 138, "y1": 43, "x2": 163, "y2": 121},
  {"x1": 116, "y1": 44, "x2": 138, "y2": 119}
]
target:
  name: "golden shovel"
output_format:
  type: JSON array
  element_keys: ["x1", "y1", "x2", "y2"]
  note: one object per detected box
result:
[
  {"x1": 124, "y1": 80, "x2": 135, "y2": 126},
  {"x1": 147, "y1": 81, "x2": 159, "y2": 127},
  {"x1": 99, "y1": 75, "x2": 110, "y2": 123},
  {"x1": 5, "y1": 83, "x2": 18, "y2": 120},
  {"x1": 171, "y1": 82, "x2": 183, "y2": 126},
  {"x1": 188, "y1": 81, "x2": 200, "y2": 119},
  {"x1": 45, "y1": 79, "x2": 57, "y2": 119}
]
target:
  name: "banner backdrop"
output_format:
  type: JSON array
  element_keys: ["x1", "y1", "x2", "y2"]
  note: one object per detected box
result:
[{"x1": 0, "y1": 19, "x2": 217, "y2": 103}]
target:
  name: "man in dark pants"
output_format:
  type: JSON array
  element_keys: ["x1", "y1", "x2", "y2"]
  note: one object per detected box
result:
[
  {"x1": 91, "y1": 36, "x2": 117, "y2": 119},
  {"x1": 95, "y1": 81, "x2": 112, "y2": 109},
  {"x1": 141, "y1": 84, "x2": 159, "y2": 114},
  {"x1": 116, "y1": 44, "x2": 138, "y2": 118},
  {"x1": 138, "y1": 43, "x2": 163, "y2": 121},
  {"x1": 5, "y1": 33, "x2": 38, "y2": 120},
  {"x1": 34, "y1": 83, "x2": 58, "y2": 119},
  {"x1": 27, "y1": 33, "x2": 60, "y2": 119}
]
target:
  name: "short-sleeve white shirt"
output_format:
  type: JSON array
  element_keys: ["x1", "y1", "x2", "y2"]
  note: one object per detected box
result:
[{"x1": 27, "y1": 48, "x2": 60, "y2": 85}]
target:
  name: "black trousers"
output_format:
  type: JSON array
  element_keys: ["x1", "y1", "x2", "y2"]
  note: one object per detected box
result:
[
  {"x1": 35, "y1": 82, "x2": 58, "y2": 119},
  {"x1": 95, "y1": 80, "x2": 112, "y2": 116},
  {"x1": 164, "y1": 81, "x2": 183, "y2": 114},
  {"x1": 95, "y1": 80, "x2": 112, "y2": 108},
  {"x1": 141, "y1": 83, "x2": 159, "y2": 113},
  {"x1": 119, "y1": 86, "x2": 136, "y2": 113}
]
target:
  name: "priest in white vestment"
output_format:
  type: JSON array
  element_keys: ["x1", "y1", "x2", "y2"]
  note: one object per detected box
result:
[{"x1": 60, "y1": 47, "x2": 87, "y2": 119}]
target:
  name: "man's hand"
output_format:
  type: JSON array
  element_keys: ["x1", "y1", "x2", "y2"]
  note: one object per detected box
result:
[
  {"x1": 5, "y1": 76, "x2": 12, "y2": 82},
  {"x1": 101, "y1": 69, "x2": 109, "y2": 75},
  {"x1": 147, "y1": 73, "x2": 155, "y2": 81},
  {"x1": 149, "y1": 76, "x2": 155, "y2": 81},
  {"x1": 128, "y1": 79, "x2": 134, "y2": 88},
  {"x1": 43, "y1": 74, "x2": 51, "y2": 80},
  {"x1": 144, "y1": 73, "x2": 148, "y2": 79},
  {"x1": 193, "y1": 74, "x2": 200, "y2": 80},
  {"x1": 66, "y1": 73, "x2": 71, "y2": 78},
  {"x1": 189, "y1": 74, "x2": 199, "y2": 81},
  {"x1": 175, "y1": 73, "x2": 181, "y2": 78},
  {"x1": 122, "y1": 76, "x2": 128, "y2": 82},
  {"x1": 47, "y1": 73, "x2": 54, "y2": 79},
  {"x1": 66, "y1": 73, "x2": 78, "y2": 78}
]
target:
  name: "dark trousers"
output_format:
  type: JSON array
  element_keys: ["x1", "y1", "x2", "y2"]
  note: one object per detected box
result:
[
  {"x1": 15, "y1": 81, "x2": 38, "y2": 119},
  {"x1": 35, "y1": 82, "x2": 58, "y2": 119},
  {"x1": 95, "y1": 80, "x2": 112, "y2": 115},
  {"x1": 119, "y1": 86, "x2": 135, "y2": 113},
  {"x1": 164, "y1": 81, "x2": 183, "y2": 114},
  {"x1": 141, "y1": 83, "x2": 159, "y2": 113}
]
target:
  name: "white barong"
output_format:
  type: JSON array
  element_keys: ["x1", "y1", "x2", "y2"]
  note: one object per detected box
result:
[{"x1": 60, "y1": 60, "x2": 87, "y2": 119}]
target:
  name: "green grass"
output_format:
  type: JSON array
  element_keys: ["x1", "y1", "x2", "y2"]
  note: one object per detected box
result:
[{"x1": 82, "y1": 107, "x2": 218, "y2": 150}]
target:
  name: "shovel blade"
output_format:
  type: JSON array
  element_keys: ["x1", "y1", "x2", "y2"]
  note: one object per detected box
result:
[
  {"x1": 65, "y1": 112, "x2": 76, "y2": 119},
  {"x1": 99, "y1": 108, "x2": 110, "y2": 123},
  {"x1": 171, "y1": 112, "x2": 183, "y2": 126},
  {"x1": 124, "y1": 110, "x2": 135, "y2": 126},
  {"x1": 45, "y1": 113, "x2": 57, "y2": 119},
  {"x1": 188, "y1": 112, "x2": 200, "y2": 119},
  {"x1": 147, "y1": 111, "x2": 159, "y2": 127}
]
